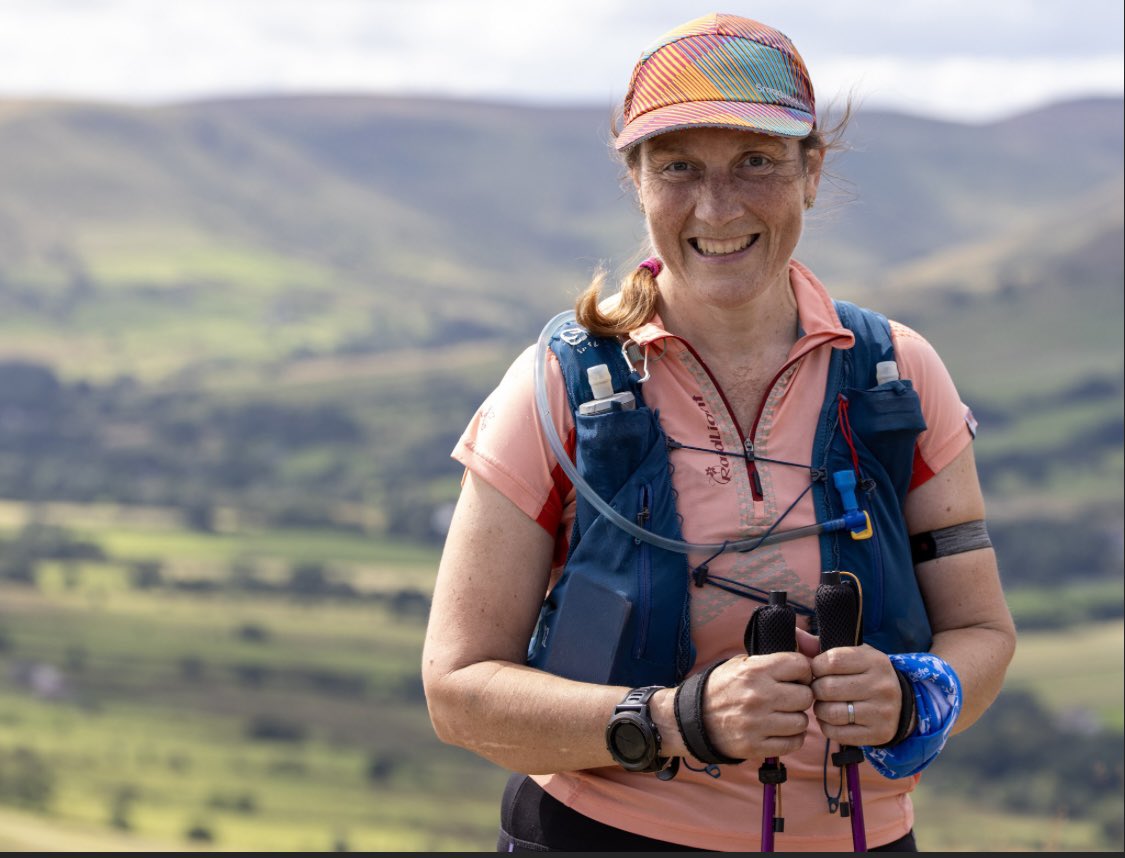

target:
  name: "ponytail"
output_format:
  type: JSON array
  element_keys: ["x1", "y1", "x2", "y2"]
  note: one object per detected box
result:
[{"x1": 574, "y1": 258, "x2": 662, "y2": 338}]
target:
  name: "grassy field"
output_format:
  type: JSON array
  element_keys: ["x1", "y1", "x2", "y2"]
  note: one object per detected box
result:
[
  {"x1": 0, "y1": 502, "x2": 1121, "y2": 851},
  {"x1": 911, "y1": 787, "x2": 1114, "y2": 852},
  {"x1": 1003, "y1": 619, "x2": 1125, "y2": 731},
  {"x1": 0, "y1": 583, "x2": 513, "y2": 849},
  {"x1": 0, "y1": 505, "x2": 512, "y2": 851}
]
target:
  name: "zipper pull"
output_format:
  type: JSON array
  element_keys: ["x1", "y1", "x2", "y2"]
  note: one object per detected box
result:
[
  {"x1": 635, "y1": 485, "x2": 651, "y2": 544},
  {"x1": 745, "y1": 438, "x2": 764, "y2": 498}
]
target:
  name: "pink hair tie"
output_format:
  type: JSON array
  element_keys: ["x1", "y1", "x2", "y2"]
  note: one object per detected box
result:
[{"x1": 638, "y1": 258, "x2": 663, "y2": 277}]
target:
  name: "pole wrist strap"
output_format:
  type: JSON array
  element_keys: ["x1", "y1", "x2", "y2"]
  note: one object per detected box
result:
[{"x1": 673, "y1": 659, "x2": 745, "y2": 766}]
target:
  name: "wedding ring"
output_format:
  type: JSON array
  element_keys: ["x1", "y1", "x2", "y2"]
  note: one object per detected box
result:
[{"x1": 847, "y1": 701, "x2": 856, "y2": 725}]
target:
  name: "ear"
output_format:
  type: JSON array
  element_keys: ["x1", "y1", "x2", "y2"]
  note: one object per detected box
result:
[
  {"x1": 628, "y1": 161, "x2": 642, "y2": 193},
  {"x1": 628, "y1": 162, "x2": 647, "y2": 215},
  {"x1": 803, "y1": 147, "x2": 824, "y2": 202}
]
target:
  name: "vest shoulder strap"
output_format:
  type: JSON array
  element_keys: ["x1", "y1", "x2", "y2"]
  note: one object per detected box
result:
[
  {"x1": 831, "y1": 299, "x2": 897, "y2": 387},
  {"x1": 548, "y1": 321, "x2": 642, "y2": 412}
]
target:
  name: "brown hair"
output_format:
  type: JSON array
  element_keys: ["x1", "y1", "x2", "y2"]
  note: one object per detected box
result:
[{"x1": 574, "y1": 102, "x2": 854, "y2": 338}]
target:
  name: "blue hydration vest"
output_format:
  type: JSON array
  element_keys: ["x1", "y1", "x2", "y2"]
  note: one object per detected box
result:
[{"x1": 526, "y1": 301, "x2": 932, "y2": 688}]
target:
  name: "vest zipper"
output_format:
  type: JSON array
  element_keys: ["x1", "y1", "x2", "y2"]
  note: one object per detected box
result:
[{"x1": 634, "y1": 483, "x2": 652, "y2": 658}]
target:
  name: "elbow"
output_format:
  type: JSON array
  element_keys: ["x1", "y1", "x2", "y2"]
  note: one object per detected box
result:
[
  {"x1": 994, "y1": 609, "x2": 1019, "y2": 670},
  {"x1": 421, "y1": 666, "x2": 462, "y2": 747},
  {"x1": 984, "y1": 615, "x2": 1019, "y2": 683},
  {"x1": 421, "y1": 659, "x2": 499, "y2": 751}
]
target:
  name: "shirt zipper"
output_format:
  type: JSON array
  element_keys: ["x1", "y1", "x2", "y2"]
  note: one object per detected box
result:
[{"x1": 650, "y1": 332, "x2": 849, "y2": 502}]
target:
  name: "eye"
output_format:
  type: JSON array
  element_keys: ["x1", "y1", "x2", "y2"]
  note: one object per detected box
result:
[
  {"x1": 660, "y1": 160, "x2": 696, "y2": 176},
  {"x1": 742, "y1": 153, "x2": 773, "y2": 171}
]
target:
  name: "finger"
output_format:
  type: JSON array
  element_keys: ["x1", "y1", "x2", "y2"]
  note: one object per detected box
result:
[
  {"x1": 795, "y1": 627, "x2": 820, "y2": 658},
  {"x1": 772, "y1": 682, "x2": 815, "y2": 714},
  {"x1": 810, "y1": 646, "x2": 867, "y2": 678},
  {"x1": 812, "y1": 699, "x2": 856, "y2": 725},
  {"x1": 762, "y1": 652, "x2": 814, "y2": 684},
  {"x1": 757, "y1": 732, "x2": 808, "y2": 758},
  {"x1": 810, "y1": 674, "x2": 869, "y2": 703}
]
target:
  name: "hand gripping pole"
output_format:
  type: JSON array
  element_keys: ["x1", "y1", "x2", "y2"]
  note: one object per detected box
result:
[
  {"x1": 816, "y1": 571, "x2": 868, "y2": 852},
  {"x1": 744, "y1": 590, "x2": 796, "y2": 852}
]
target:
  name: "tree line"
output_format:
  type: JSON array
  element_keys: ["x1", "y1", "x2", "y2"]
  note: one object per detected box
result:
[{"x1": 1, "y1": 359, "x2": 1121, "y2": 588}]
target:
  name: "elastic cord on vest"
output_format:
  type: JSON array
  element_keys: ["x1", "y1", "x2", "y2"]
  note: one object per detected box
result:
[{"x1": 534, "y1": 311, "x2": 842, "y2": 557}]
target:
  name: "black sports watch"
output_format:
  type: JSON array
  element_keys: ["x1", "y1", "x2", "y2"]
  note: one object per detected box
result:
[{"x1": 605, "y1": 686, "x2": 669, "y2": 773}]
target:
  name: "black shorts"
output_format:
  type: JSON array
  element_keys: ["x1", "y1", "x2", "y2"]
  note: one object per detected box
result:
[{"x1": 496, "y1": 773, "x2": 919, "y2": 852}]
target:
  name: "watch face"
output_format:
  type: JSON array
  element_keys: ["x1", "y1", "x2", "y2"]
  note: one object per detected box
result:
[{"x1": 611, "y1": 720, "x2": 650, "y2": 766}]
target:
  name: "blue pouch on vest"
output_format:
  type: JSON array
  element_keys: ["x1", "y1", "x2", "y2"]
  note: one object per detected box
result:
[
  {"x1": 815, "y1": 302, "x2": 932, "y2": 654},
  {"x1": 525, "y1": 324, "x2": 694, "y2": 687}
]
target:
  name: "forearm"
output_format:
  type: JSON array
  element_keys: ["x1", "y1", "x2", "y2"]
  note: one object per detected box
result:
[
  {"x1": 426, "y1": 660, "x2": 687, "y2": 774},
  {"x1": 914, "y1": 545, "x2": 1017, "y2": 736},
  {"x1": 929, "y1": 621, "x2": 1015, "y2": 735}
]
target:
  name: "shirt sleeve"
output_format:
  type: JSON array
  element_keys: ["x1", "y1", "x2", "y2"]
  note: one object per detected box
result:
[
  {"x1": 451, "y1": 344, "x2": 576, "y2": 543},
  {"x1": 890, "y1": 321, "x2": 976, "y2": 490}
]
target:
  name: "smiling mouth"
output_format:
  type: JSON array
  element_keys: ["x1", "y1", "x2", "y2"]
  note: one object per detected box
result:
[{"x1": 689, "y1": 235, "x2": 758, "y2": 256}]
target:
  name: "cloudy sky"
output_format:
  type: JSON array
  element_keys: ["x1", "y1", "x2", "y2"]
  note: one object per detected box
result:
[{"x1": 1, "y1": 0, "x2": 1122, "y2": 122}]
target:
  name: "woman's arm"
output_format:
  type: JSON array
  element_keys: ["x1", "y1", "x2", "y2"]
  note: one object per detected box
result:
[
  {"x1": 421, "y1": 470, "x2": 633, "y2": 774},
  {"x1": 902, "y1": 442, "x2": 1017, "y2": 734},
  {"x1": 422, "y1": 470, "x2": 816, "y2": 772}
]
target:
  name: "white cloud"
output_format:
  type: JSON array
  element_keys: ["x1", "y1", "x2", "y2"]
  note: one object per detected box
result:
[{"x1": 0, "y1": 0, "x2": 1120, "y2": 121}]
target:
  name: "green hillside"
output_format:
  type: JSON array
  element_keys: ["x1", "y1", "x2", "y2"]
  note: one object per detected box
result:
[{"x1": 1, "y1": 94, "x2": 1121, "y2": 380}]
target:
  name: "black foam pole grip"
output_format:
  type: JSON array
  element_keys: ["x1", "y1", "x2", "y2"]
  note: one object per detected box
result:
[
  {"x1": 745, "y1": 590, "x2": 796, "y2": 656},
  {"x1": 816, "y1": 571, "x2": 860, "y2": 652}
]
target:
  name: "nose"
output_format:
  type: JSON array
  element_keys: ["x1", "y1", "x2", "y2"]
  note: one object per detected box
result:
[{"x1": 694, "y1": 173, "x2": 744, "y2": 227}]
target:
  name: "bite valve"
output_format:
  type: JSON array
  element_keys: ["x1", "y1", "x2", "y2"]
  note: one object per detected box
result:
[{"x1": 832, "y1": 470, "x2": 872, "y2": 540}]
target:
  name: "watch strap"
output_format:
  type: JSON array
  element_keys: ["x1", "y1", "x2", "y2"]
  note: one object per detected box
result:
[{"x1": 618, "y1": 685, "x2": 662, "y2": 710}]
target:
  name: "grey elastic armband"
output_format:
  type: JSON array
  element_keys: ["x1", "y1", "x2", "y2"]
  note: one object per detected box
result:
[{"x1": 910, "y1": 519, "x2": 992, "y2": 564}]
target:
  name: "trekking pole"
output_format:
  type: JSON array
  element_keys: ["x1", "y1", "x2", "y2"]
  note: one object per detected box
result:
[
  {"x1": 744, "y1": 590, "x2": 797, "y2": 852},
  {"x1": 816, "y1": 570, "x2": 867, "y2": 852}
]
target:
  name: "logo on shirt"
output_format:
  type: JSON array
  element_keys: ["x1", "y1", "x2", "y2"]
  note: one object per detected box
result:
[
  {"x1": 964, "y1": 408, "x2": 979, "y2": 438},
  {"x1": 692, "y1": 395, "x2": 732, "y2": 485}
]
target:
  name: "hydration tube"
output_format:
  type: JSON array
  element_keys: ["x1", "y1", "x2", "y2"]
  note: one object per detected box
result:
[{"x1": 533, "y1": 311, "x2": 864, "y2": 556}]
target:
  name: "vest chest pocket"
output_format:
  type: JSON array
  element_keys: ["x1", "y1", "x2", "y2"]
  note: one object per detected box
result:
[{"x1": 840, "y1": 380, "x2": 927, "y2": 501}]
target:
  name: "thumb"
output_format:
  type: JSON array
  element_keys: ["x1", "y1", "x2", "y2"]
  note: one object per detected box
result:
[{"x1": 796, "y1": 627, "x2": 820, "y2": 659}]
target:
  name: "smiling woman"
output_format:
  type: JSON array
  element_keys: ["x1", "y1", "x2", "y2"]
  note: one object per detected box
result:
[{"x1": 422, "y1": 11, "x2": 1016, "y2": 853}]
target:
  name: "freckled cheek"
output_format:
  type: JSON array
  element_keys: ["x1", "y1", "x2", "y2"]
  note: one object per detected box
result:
[{"x1": 641, "y1": 196, "x2": 693, "y2": 252}]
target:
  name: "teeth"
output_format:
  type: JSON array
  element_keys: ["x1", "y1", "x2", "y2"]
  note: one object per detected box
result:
[{"x1": 695, "y1": 235, "x2": 754, "y2": 256}]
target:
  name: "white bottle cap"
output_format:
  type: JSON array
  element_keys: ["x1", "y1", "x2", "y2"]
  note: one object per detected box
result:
[
  {"x1": 875, "y1": 361, "x2": 899, "y2": 385},
  {"x1": 587, "y1": 364, "x2": 615, "y2": 400}
]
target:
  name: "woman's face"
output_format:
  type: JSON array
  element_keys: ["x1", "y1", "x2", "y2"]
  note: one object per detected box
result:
[{"x1": 631, "y1": 127, "x2": 822, "y2": 310}]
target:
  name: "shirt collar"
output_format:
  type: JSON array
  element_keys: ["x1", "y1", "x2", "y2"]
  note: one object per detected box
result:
[{"x1": 626, "y1": 259, "x2": 854, "y2": 358}]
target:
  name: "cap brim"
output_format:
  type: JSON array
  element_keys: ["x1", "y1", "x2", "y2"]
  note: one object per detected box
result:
[{"x1": 616, "y1": 101, "x2": 814, "y2": 152}]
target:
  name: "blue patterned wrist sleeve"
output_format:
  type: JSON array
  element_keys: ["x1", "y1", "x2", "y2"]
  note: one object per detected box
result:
[{"x1": 862, "y1": 652, "x2": 962, "y2": 779}]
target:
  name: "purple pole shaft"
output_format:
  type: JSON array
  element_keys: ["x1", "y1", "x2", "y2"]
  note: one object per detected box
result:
[
  {"x1": 845, "y1": 761, "x2": 867, "y2": 851},
  {"x1": 761, "y1": 772, "x2": 777, "y2": 852}
]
